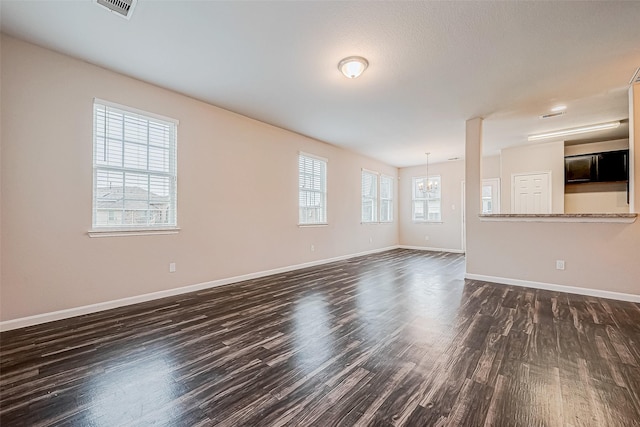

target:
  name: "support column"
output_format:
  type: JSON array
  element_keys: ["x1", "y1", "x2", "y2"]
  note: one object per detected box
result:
[
  {"x1": 464, "y1": 117, "x2": 483, "y2": 272},
  {"x1": 630, "y1": 83, "x2": 639, "y2": 212}
]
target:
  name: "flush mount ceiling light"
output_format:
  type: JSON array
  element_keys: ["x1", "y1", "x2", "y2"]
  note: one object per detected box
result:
[
  {"x1": 338, "y1": 56, "x2": 368, "y2": 79},
  {"x1": 528, "y1": 121, "x2": 620, "y2": 141}
]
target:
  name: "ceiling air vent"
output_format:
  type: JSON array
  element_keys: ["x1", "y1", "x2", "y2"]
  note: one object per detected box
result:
[
  {"x1": 630, "y1": 67, "x2": 640, "y2": 85},
  {"x1": 539, "y1": 111, "x2": 565, "y2": 119},
  {"x1": 95, "y1": 0, "x2": 137, "y2": 20}
]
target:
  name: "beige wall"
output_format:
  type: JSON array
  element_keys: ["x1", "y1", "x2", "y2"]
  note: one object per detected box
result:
[
  {"x1": 397, "y1": 155, "x2": 501, "y2": 251},
  {"x1": 0, "y1": 36, "x2": 399, "y2": 321},
  {"x1": 399, "y1": 155, "x2": 500, "y2": 251},
  {"x1": 564, "y1": 139, "x2": 629, "y2": 156},
  {"x1": 482, "y1": 155, "x2": 500, "y2": 179},
  {"x1": 398, "y1": 160, "x2": 464, "y2": 251},
  {"x1": 465, "y1": 84, "x2": 640, "y2": 297},
  {"x1": 500, "y1": 141, "x2": 565, "y2": 214},
  {"x1": 565, "y1": 188, "x2": 629, "y2": 214},
  {"x1": 2, "y1": 35, "x2": 638, "y2": 323}
]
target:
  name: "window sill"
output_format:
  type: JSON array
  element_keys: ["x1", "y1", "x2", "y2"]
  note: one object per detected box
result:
[
  {"x1": 478, "y1": 214, "x2": 637, "y2": 224},
  {"x1": 413, "y1": 220, "x2": 443, "y2": 224},
  {"x1": 88, "y1": 227, "x2": 181, "y2": 238},
  {"x1": 298, "y1": 223, "x2": 329, "y2": 228},
  {"x1": 361, "y1": 221, "x2": 394, "y2": 225}
]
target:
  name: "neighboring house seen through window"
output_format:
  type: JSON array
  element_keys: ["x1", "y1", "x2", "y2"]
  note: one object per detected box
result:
[{"x1": 93, "y1": 100, "x2": 178, "y2": 230}]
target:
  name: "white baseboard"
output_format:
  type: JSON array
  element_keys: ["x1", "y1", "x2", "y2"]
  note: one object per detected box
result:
[
  {"x1": 0, "y1": 245, "x2": 400, "y2": 332},
  {"x1": 465, "y1": 273, "x2": 640, "y2": 303},
  {"x1": 398, "y1": 245, "x2": 465, "y2": 254}
]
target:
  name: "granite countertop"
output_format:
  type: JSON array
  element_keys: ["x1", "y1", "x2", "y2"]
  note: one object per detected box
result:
[{"x1": 478, "y1": 213, "x2": 637, "y2": 223}]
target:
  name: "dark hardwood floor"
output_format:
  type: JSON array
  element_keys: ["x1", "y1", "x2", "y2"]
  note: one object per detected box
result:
[{"x1": 2, "y1": 249, "x2": 640, "y2": 426}]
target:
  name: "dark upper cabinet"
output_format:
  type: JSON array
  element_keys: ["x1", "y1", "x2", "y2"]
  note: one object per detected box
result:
[
  {"x1": 596, "y1": 150, "x2": 628, "y2": 182},
  {"x1": 565, "y1": 150, "x2": 628, "y2": 184},
  {"x1": 565, "y1": 155, "x2": 596, "y2": 183}
]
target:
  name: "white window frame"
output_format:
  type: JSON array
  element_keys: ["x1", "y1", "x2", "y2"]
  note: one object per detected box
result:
[
  {"x1": 361, "y1": 170, "x2": 394, "y2": 224},
  {"x1": 361, "y1": 169, "x2": 379, "y2": 223},
  {"x1": 380, "y1": 175, "x2": 394, "y2": 223},
  {"x1": 412, "y1": 175, "x2": 442, "y2": 222},
  {"x1": 482, "y1": 178, "x2": 501, "y2": 214},
  {"x1": 298, "y1": 152, "x2": 328, "y2": 226},
  {"x1": 90, "y1": 99, "x2": 178, "y2": 236}
]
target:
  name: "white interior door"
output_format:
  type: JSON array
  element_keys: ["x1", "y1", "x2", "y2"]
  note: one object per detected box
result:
[{"x1": 511, "y1": 172, "x2": 551, "y2": 214}]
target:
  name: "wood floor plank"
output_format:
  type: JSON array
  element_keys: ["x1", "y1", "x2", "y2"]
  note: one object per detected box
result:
[{"x1": 2, "y1": 249, "x2": 640, "y2": 426}]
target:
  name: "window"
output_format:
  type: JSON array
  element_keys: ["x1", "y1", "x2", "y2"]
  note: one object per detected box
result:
[
  {"x1": 299, "y1": 153, "x2": 327, "y2": 225},
  {"x1": 380, "y1": 175, "x2": 393, "y2": 222},
  {"x1": 482, "y1": 178, "x2": 501, "y2": 214},
  {"x1": 412, "y1": 175, "x2": 441, "y2": 221},
  {"x1": 361, "y1": 171, "x2": 393, "y2": 223},
  {"x1": 361, "y1": 170, "x2": 378, "y2": 223},
  {"x1": 93, "y1": 100, "x2": 178, "y2": 230}
]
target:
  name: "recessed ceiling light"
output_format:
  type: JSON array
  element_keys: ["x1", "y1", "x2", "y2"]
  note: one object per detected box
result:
[
  {"x1": 338, "y1": 56, "x2": 368, "y2": 79},
  {"x1": 550, "y1": 105, "x2": 567, "y2": 112},
  {"x1": 528, "y1": 121, "x2": 620, "y2": 141}
]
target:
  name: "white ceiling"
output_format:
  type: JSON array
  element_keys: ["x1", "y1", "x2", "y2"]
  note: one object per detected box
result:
[{"x1": 1, "y1": 1, "x2": 639, "y2": 167}]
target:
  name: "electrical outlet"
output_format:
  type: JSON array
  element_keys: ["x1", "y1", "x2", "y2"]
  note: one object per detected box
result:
[
  {"x1": 369, "y1": 237, "x2": 373, "y2": 243},
  {"x1": 310, "y1": 244, "x2": 315, "y2": 252},
  {"x1": 425, "y1": 235, "x2": 430, "y2": 241},
  {"x1": 556, "y1": 260, "x2": 565, "y2": 270},
  {"x1": 169, "y1": 262, "x2": 176, "y2": 273}
]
